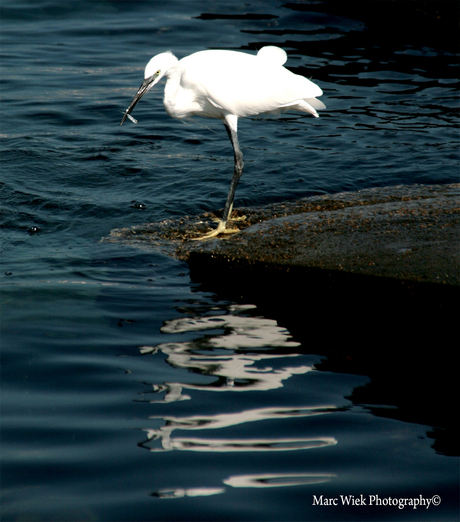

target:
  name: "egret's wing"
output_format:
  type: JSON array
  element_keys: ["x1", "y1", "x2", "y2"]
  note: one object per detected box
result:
[
  {"x1": 181, "y1": 50, "x2": 324, "y2": 118},
  {"x1": 207, "y1": 68, "x2": 323, "y2": 117}
]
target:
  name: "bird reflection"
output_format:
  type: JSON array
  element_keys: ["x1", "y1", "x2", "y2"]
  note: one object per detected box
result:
[
  {"x1": 134, "y1": 306, "x2": 338, "y2": 497},
  {"x1": 139, "y1": 312, "x2": 308, "y2": 400},
  {"x1": 140, "y1": 405, "x2": 337, "y2": 453},
  {"x1": 139, "y1": 345, "x2": 311, "y2": 399},
  {"x1": 152, "y1": 473, "x2": 336, "y2": 499},
  {"x1": 224, "y1": 472, "x2": 337, "y2": 488}
]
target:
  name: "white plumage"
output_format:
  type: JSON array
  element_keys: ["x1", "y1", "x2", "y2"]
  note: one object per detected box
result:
[{"x1": 121, "y1": 46, "x2": 325, "y2": 239}]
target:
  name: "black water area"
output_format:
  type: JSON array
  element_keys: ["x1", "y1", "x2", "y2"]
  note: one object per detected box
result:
[{"x1": 1, "y1": 1, "x2": 459, "y2": 521}]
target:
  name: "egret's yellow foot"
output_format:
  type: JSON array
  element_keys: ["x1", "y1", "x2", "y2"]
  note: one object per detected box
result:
[{"x1": 191, "y1": 220, "x2": 240, "y2": 240}]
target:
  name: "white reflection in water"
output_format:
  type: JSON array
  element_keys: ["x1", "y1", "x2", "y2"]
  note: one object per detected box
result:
[
  {"x1": 160, "y1": 314, "x2": 301, "y2": 349},
  {"x1": 139, "y1": 344, "x2": 311, "y2": 399},
  {"x1": 224, "y1": 473, "x2": 336, "y2": 488},
  {"x1": 151, "y1": 405, "x2": 335, "y2": 430},
  {"x1": 143, "y1": 435, "x2": 336, "y2": 452},
  {"x1": 137, "y1": 306, "x2": 338, "y2": 495},
  {"x1": 152, "y1": 474, "x2": 335, "y2": 499},
  {"x1": 140, "y1": 309, "x2": 310, "y2": 400},
  {"x1": 141, "y1": 406, "x2": 337, "y2": 452},
  {"x1": 153, "y1": 487, "x2": 225, "y2": 499}
]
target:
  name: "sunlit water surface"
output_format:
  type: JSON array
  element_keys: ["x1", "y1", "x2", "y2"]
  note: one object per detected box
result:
[{"x1": 1, "y1": 1, "x2": 459, "y2": 521}]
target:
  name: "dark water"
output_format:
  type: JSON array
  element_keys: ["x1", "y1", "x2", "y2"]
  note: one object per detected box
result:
[{"x1": 1, "y1": 1, "x2": 459, "y2": 521}]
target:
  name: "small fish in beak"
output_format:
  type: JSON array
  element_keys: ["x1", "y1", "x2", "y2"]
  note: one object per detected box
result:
[{"x1": 120, "y1": 75, "x2": 156, "y2": 126}]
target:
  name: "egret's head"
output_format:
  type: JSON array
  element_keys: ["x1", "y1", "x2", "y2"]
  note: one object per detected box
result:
[
  {"x1": 120, "y1": 51, "x2": 178, "y2": 126},
  {"x1": 144, "y1": 51, "x2": 177, "y2": 81}
]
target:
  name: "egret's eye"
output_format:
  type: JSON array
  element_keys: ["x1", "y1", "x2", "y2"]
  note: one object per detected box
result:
[{"x1": 156, "y1": 70, "x2": 161, "y2": 75}]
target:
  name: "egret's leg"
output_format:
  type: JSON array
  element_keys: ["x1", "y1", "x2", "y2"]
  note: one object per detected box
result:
[
  {"x1": 192, "y1": 122, "x2": 244, "y2": 240},
  {"x1": 221, "y1": 123, "x2": 244, "y2": 224}
]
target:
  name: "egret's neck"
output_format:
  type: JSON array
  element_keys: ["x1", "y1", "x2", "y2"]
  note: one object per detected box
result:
[{"x1": 163, "y1": 67, "x2": 187, "y2": 119}]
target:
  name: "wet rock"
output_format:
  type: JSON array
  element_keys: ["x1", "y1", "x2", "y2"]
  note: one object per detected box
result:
[{"x1": 181, "y1": 183, "x2": 459, "y2": 288}]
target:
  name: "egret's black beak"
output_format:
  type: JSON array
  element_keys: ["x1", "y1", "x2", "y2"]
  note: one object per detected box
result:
[{"x1": 120, "y1": 75, "x2": 155, "y2": 126}]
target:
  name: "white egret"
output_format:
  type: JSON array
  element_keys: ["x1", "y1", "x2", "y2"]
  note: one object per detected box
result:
[{"x1": 120, "y1": 46, "x2": 325, "y2": 239}]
